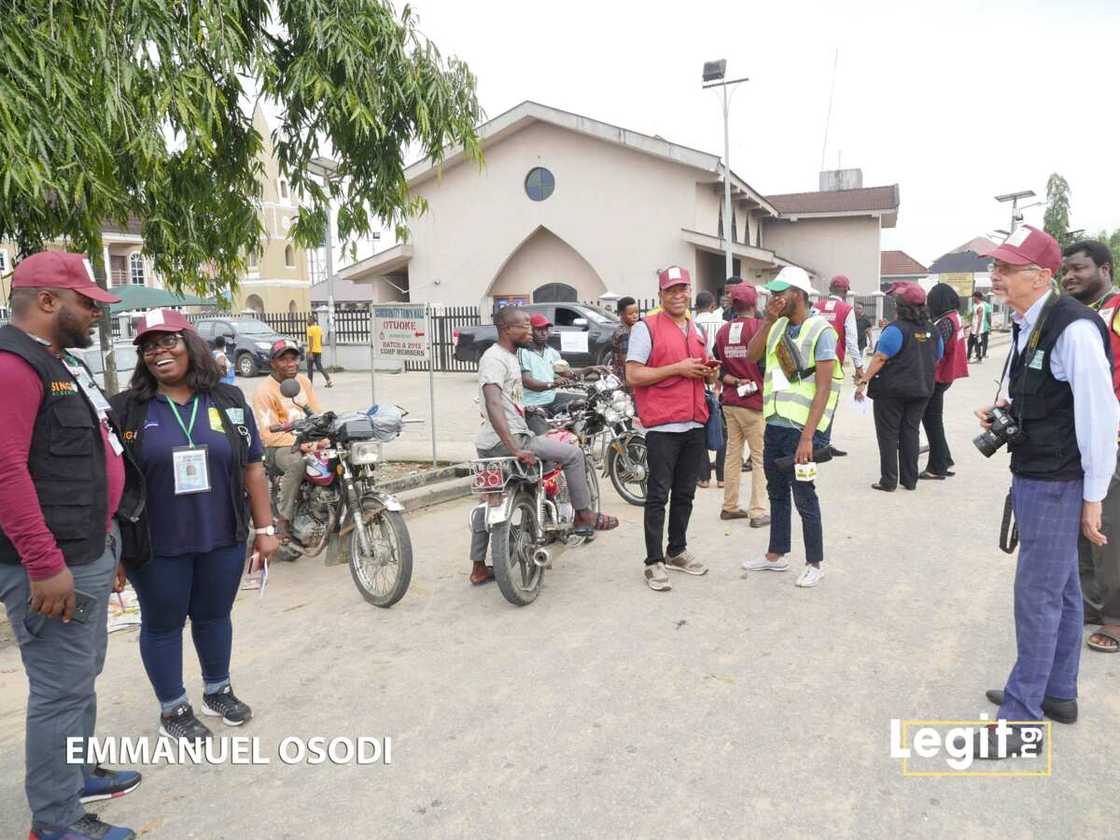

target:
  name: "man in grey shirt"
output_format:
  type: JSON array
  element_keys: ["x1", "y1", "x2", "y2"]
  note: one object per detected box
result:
[{"x1": 468, "y1": 307, "x2": 618, "y2": 585}]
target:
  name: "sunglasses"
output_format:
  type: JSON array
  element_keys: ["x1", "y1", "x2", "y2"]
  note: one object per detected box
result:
[{"x1": 140, "y1": 333, "x2": 183, "y2": 355}]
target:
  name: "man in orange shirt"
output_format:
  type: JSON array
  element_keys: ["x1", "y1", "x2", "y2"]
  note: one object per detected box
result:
[{"x1": 251, "y1": 340, "x2": 323, "y2": 538}]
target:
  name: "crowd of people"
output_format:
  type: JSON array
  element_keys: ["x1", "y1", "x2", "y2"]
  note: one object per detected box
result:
[{"x1": 2, "y1": 226, "x2": 1119, "y2": 835}]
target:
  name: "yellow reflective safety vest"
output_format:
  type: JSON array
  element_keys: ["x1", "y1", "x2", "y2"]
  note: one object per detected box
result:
[{"x1": 762, "y1": 315, "x2": 843, "y2": 432}]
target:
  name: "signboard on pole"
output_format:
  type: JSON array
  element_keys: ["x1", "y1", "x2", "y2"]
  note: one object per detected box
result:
[
  {"x1": 938, "y1": 273, "x2": 975, "y2": 300},
  {"x1": 371, "y1": 304, "x2": 429, "y2": 361}
]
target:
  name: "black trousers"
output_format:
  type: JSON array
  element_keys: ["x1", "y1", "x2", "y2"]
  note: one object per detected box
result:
[
  {"x1": 643, "y1": 427, "x2": 705, "y2": 565},
  {"x1": 873, "y1": 395, "x2": 929, "y2": 490},
  {"x1": 921, "y1": 381, "x2": 953, "y2": 475},
  {"x1": 307, "y1": 351, "x2": 331, "y2": 384},
  {"x1": 980, "y1": 331, "x2": 990, "y2": 359}
]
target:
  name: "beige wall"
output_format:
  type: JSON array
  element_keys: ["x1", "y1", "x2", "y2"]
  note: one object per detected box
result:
[
  {"x1": 761, "y1": 216, "x2": 882, "y2": 295},
  {"x1": 490, "y1": 226, "x2": 604, "y2": 300},
  {"x1": 406, "y1": 121, "x2": 705, "y2": 310}
]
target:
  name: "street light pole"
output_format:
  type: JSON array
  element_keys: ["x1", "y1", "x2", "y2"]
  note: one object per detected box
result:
[
  {"x1": 308, "y1": 156, "x2": 341, "y2": 369},
  {"x1": 703, "y1": 60, "x2": 749, "y2": 284}
]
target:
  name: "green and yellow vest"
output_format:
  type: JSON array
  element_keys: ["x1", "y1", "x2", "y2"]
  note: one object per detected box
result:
[{"x1": 762, "y1": 315, "x2": 843, "y2": 432}]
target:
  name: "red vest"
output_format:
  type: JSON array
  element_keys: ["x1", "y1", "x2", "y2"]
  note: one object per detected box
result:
[
  {"x1": 935, "y1": 310, "x2": 969, "y2": 385},
  {"x1": 713, "y1": 318, "x2": 764, "y2": 410},
  {"x1": 812, "y1": 297, "x2": 852, "y2": 363},
  {"x1": 1095, "y1": 290, "x2": 1120, "y2": 402},
  {"x1": 631, "y1": 312, "x2": 710, "y2": 428}
]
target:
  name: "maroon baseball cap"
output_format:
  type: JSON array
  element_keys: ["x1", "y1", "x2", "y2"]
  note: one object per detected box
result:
[
  {"x1": 982, "y1": 225, "x2": 1062, "y2": 274},
  {"x1": 730, "y1": 283, "x2": 758, "y2": 307},
  {"x1": 829, "y1": 275, "x2": 851, "y2": 292},
  {"x1": 11, "y1": 251, "x2": 121, "y2": 304},
  {"x1": 271, "y1": 338, "x2": 302, "y2": 359},
  {"x1": 132, "y1": 309, "x2": 196, "y2": 345},
  {"x1": 658, "y1": 265, "x2": 692, "y2": 290},
  {"x1": 887, "y1": 282, "x2": 926, "y2": 306},
  {"x1": 529, "y1": 314, "x2": 552, "y2": 328}
]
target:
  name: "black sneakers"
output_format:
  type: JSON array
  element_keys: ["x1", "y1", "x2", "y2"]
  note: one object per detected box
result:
[
  {"x1": 159, "y1": 702, "x2": 212, "y2": 741},
  {"x1": 32, "y1": 813, "x2": 136, "y2": 840},
  {"x1": 202, "y1": 685, "x2": 253, "y2": 726}
]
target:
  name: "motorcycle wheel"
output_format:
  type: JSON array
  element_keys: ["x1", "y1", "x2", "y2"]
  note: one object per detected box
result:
[
  {"x1": 607, "y1": 434, "x2": 648, "y2": 506},
  {"x1": 491, "y1": 488, "x2": 544, "y2": 607},
  {"x1": 348, "y1": 504, "x2": 413, "y2": 608}
]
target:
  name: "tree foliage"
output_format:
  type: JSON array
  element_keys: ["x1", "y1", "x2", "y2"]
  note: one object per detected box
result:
[
  {"x1": 1043, "y1": 172, "x2": 1072, "y2": 248},
  {"x1": 1090, "y1": 228, "x2": 1120, "y2": 278},
  {"x1": 0, "y1": 1, "x2": 483, "y2": 297}
]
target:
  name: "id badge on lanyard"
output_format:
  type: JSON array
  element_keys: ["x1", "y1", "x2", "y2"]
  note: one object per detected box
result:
[
  {"x1": 62, "y1": 355, "x2": 124, "y2": 455},
  {"x1": 169, "y1": 396, "x2": 211, "y2": 495}
]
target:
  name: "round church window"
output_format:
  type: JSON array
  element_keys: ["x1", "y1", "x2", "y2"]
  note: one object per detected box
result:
[{"x1": 524, "y1": 167, "x2": 555, "y2": 202}]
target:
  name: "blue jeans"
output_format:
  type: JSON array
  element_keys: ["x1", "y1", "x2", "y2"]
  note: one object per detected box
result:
[
  {"x1": 1000, "y1": 476, "x2": 1084, "y2": 721},
  {"x1": 763, "y1": 424, "x2": 827, "y2": 566},
  {"x1": 127, "y1": 542, "x2": 245, "y2": 710},
  {"x1": 0, "y1": 524, "x2": 119, "y2": 832}
]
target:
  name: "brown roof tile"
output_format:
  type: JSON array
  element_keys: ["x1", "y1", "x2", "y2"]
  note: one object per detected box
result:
[
  {"x1": 767, "y1": 185, "x2": 899, "y2": 215},
  {"x1": 880, "y1": 250, "x2": 928, "y2": 276}
]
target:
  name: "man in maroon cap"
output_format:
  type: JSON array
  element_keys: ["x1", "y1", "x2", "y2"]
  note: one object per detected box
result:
[
  {"x1": 712, "y1": 283, "x2": 768, "y2": 525},
  {"x1": 856, "y1": 282, "x2": 942, "y2": 492},
  {"x1": 961, "y1": 226, "x2": 1118, "y2": 759},
  {"x1": 0, "y1": 252, "x2": 143, "y2": 839},
  {"x1": 811, "y1": 274, "x2": 863, "y2": 457},
  {"x1": 627, "y1": 265, "x2": 715, "y2": 591}
]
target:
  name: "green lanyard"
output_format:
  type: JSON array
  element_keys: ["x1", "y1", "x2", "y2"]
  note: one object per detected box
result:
[{"x1": 168, "y1": 396, "x2": 200, "y2": 447}]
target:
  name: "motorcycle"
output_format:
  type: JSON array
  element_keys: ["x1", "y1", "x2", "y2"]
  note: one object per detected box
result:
[
  {"x1": 266, "y1": 378, "x2": 414, "y2": 608},
  {"x1": 550, "y1": 371, "x2": 647, "y2": 506},
  {"x1": 469, "y1": 423, "x2": 601, "y2": 607}
]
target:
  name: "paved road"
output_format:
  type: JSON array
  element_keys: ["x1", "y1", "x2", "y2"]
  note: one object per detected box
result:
[{"x1": 3, "y1": 346, "x2": 1118, "y2": 838}]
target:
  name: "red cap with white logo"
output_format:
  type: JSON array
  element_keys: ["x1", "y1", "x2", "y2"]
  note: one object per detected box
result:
[{"x1": 982, "y1": 225, "x2": 1061, "y2": 274}]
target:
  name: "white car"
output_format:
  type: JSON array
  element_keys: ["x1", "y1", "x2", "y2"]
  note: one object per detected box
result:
[{"x1": 68, "y1": 342, "x2": 140, "y2": 393}]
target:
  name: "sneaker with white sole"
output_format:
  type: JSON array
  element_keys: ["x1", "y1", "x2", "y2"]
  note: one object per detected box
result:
[
  {"x1": 644, "y1": 562, "x2": 672, "y2": 591},
  {"x1": 795, "y1": 565, "x2": 824, "y2": 587},
  {"x1": 665, "y1": 549, "x2": 708, "y2": 576},
  {"x1": 741, "y1": 555, "x2": 790, "y2": 572},
  {"x1": 202, "y1": 685, "x2": 253, "y2": 726}
]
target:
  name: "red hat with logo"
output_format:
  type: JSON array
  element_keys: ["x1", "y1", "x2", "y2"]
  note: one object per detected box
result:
[
  {"x1": 270, "y1": 338, "x2": 302, "y2": 359},
  {"x1": 529, "y1": 313, "x2": 552, "y2": 328},
  {"x1": 887, "y1": 282, "x2": 927, "y2": 306},
  {"x1": 658, "y1": 265, "x2": 692, "y2": 290},
  {"x1": 11, "y1": 251, "x2": 122, "y2": 304},
  {"x1": 981, "y1": 225, "x2": 1062, "y2": 274},
  {"x1": 730, "y1": 283, "x2": 758, "y2": 307},
  {"x1": 829, "y1": 274, "x2": 851, "y2": 292},
  {"x1": 132, "y1": 308, "x2": 196, "y2": 345}
]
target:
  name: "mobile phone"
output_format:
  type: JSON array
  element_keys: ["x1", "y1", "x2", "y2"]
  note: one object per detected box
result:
[
  {"x1": 704, "y1": 359, "x2": 721, "y2": 368},
  {"x1": 31, "y1": 588, "x2": 95, "y2": 622}
]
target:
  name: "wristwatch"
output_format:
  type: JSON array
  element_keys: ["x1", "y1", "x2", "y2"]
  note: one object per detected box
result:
[{"x1": 253, "y1": 525, "x2": 276, "y2": 536}]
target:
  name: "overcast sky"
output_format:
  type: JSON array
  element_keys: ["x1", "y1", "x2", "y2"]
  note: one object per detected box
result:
[{"x1": 398, "y1": 0, "x2": 1118, "y2": 266}]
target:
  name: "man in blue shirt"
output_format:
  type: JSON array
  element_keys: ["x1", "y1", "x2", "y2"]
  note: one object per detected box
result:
[{"x1": 519, "y1": 314, "x2": 601, "y2": 433}]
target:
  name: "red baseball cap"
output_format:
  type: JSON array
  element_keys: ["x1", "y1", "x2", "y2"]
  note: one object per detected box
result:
[
  {"x1": 730, "y1": 283, "x2": 758, "y2": 307},
  {"x1": 982, "y1": 225, "x2": 1061, "y2": 274},
  {"x1": 271, "y1": 338, "x2": 302, "y2": 359},
  {"x1": 11, "y1": 251, "x2": 121, "y2": 304},
  {"x1": 829, "y1": 274, "x2": 851, "y2": 292},
  {"x1": 529, "y1": 314, "x2": 552, "y2": 328},
  {"x1": 132, "y1": 308, "x2": 196, "y2": 344},
  {"x1": 658, "y1": 265, "x2": 692, "y2": 290},
  {"x1": 888, "y1": 282, "x2": 926, "y2": 306}
]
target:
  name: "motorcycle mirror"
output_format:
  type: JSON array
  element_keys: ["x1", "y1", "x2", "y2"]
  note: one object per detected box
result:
[{"x1": 279, "y1": 379, "x2": 302, "y2": 399}]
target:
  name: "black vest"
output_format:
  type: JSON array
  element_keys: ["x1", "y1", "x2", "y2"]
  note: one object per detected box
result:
[
  {"x1": 867, "y1": 319, "x2": 938, "y2": 401},
  {"x1": 1008, "y1": 293, "x2": 1110, "y2": 481},
  {"x1": 110, "y1": 382, "x2": 255, "y2": 569},
  {"x1": 0, "y1": 325, "x2": 143, "y2": 567}
]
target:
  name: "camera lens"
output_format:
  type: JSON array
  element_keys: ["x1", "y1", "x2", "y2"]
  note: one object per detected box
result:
[{"x1": 972, "y1": 429, "x2": 1004, "y2": 458}]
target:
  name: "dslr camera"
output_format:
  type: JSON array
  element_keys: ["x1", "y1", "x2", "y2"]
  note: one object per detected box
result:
[{"x1": 973, "y1": 406, "x2": 1026, "y2": 457}]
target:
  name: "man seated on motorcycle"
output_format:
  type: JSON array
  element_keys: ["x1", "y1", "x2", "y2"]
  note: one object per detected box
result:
[
  {"x1": 251, "y1": 339, "x2": 324, "y2": 540},
  {"x1": 519, "y1": 313, "x2": 605, "y2": 434},
  {"x1": 469, "y1": 307, "x2": 619, "y2": 585}
]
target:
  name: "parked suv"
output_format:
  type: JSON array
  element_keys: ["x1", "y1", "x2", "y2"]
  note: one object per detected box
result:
[
  {"x1": 453, "y1": 302, "x2": 619, "y2": 366},
  {"x1": 193, "y1": 316, "x2": 287, "y2": 377}
]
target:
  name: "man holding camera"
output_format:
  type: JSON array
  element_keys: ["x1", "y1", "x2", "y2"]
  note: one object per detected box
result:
[{"x1": 973, "y1": 226, "x2": 1118, "y2": 756}]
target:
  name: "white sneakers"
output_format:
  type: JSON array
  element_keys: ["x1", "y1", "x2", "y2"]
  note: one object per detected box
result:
[
  {"x1": 794, "y1": 565, "x2": 824, "y2": 588},
  {"x1": 741, "y1": 555, "x2": 790, "y2": 572}
]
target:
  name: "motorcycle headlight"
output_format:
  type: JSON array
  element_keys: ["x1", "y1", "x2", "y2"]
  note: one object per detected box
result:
[
  {"x1": 604, "y1": 407, "x2": 622, "y2": 424},
  {"x1": 349, "y1": 441, "x2": 379, "y2": 465}
]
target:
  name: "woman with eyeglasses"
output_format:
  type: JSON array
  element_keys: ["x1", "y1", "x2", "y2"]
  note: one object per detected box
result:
[{"x1": 109, "y1": 309, "x2": 278, "y2": 741}]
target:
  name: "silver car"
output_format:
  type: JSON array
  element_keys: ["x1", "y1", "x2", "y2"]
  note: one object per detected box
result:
[{"x1": 68, "y1": 342, "x2": 140, "y2": 393}]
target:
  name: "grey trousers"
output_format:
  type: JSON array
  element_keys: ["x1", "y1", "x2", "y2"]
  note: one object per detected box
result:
[
  {"x1": 1081, "y1": 464, "x2": 1120, "y2": 625},
  {"x1": 469, "y1": 434, "x2": 591, "y2": 563},
  {"x1": 0, "y1": 522, "x2": 119, "y2": 831},
  {"x1": 268, "y1": 445, "x2": 305, "y2": 520}
]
